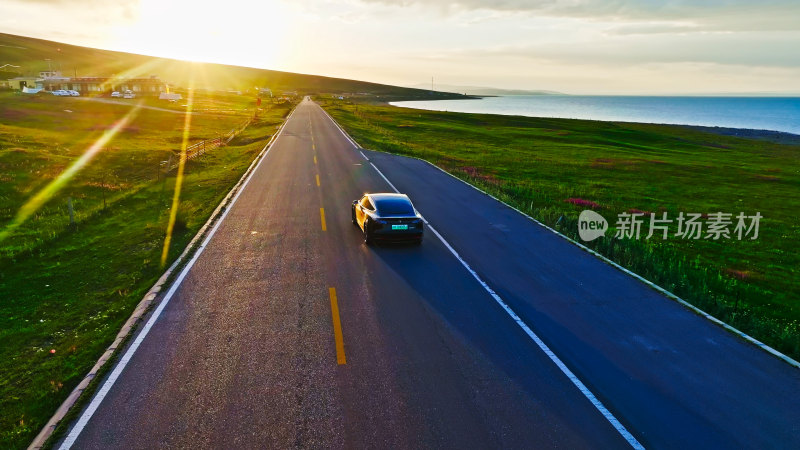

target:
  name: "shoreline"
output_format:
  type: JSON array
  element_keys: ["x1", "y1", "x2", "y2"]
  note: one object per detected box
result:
[
  {"x1": 681, "y1": 125, "x2": 800, "y2": 145},
  {"x1": 385, "y1": 99, "x2": 800, "y2": 145}
]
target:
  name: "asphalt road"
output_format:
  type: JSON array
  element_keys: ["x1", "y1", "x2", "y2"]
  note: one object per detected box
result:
[{"x1": 60, "y1": 99, "x2": 799, "y2": 449}]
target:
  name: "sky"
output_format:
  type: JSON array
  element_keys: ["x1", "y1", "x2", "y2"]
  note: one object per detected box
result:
[{"x1": 1, "y1": 0, "x2": 799, "y2": 94}]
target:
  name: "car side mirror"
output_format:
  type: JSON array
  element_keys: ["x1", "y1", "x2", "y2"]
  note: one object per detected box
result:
[{"x1": 352, "y1": 200, "x2": 358, "y2": 205}]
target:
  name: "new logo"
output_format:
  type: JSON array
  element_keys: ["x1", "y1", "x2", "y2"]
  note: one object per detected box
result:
[{"x1": 578, "y1": 210, "x2": 608, "y2": 241}]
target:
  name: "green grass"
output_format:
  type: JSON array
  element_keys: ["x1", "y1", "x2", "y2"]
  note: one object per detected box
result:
[
  {"x1": 320, "y1": 99, "x2": 800, "y2": 361},
  {"x1": 0, "y1": 90, "x2": 294, "y2": 449}
]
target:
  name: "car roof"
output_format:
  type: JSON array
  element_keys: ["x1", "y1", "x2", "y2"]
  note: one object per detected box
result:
[{"x1": 367, "y1": 193, "x2": 410, "y2": 202}]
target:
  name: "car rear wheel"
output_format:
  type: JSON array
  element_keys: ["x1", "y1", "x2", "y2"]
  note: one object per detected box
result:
[{"x1": 352, "y1": 206, "x2": 357, "y2": 225}]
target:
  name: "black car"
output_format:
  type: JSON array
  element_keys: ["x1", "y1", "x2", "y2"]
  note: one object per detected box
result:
[{"x1": 352, "y1": 193, "x2": 423, "y2": 245}]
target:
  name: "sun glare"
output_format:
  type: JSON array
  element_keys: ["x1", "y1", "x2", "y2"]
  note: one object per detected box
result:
[
  {"x1": 160, "y1": 81, "x2": 194, "y2": 268},
  {"x1": 0, "y1": 106, "x2": 143, "y2": 244},
  {"x1": 113, "y1": 0, "x2": 290, "y2": 70}
]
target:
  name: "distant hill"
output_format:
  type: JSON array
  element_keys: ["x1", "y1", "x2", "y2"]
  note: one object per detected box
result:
[
  {"x1": 0, "y1": 33, "x2": 462, "y2": 99},
  {"x1": 409, "y1": 83, "x2": 563, "y2": 96}
]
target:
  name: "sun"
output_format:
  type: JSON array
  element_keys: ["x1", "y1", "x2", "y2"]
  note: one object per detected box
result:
[{"x1": 113, "y1": 0, "x2": 290, "y2": 69}]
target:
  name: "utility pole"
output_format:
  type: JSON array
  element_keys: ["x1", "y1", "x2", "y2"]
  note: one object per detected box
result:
[{"x1": 431, "y1": 76, "x2": 434, "y2": 92}]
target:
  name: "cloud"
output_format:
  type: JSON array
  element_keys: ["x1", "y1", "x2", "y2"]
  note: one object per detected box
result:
[
  {"x1": 356, "y1": 0, "x2": 800, "y2": 31},
  {"x1": 408, "y1": 30, "x2": 800, "y2": 69},
  {"x1": 0, "y1": 0, "x2": 141, "y2": 51},
  {"x1": 332, "y1": 12, "x2": 366, "y2": 24},
  {"x1": 0, "y1": 0, "x2": 140, "y2": 18},
  {"x1": 2, "y1": 0, "x2": 797, "y2": 94},
  {"x1": 606, "y1": 22, "x2": 703, "y2": 35},
  {"x1": 3, "y1": 0, "x2": 137, "y2": 6}
]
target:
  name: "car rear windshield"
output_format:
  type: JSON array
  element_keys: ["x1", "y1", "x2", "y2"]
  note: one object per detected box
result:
[{"x1": 374, "y1": 198, "x2": 415, "y2": 215}]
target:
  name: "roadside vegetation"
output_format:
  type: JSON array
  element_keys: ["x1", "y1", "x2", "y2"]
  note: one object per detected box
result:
[
  {"x1": 0, "y1": 90, "x2": 294, "y2": 448},
  {"x1": 320, "y1": 98, "x2": 800, "y2": 362}
]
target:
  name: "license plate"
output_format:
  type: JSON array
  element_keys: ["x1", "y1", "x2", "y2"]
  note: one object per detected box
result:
[{"x1": 392, "y1": 224, "x2": 408, "y2": 230}]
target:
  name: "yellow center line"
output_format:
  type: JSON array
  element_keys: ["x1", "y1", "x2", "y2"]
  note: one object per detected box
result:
[
  {"x1": 328, "y1": 287, "x2": 347, "y2": 365},
  {"x1": 320, "y1": 207, "x2": 327, "y2": 231},
  {"x1": 314, "y1": 155, "x2": 317, "y2": 164},
  {"x1": 316, "y1": 174, "x2": 320, "y2": 187}
]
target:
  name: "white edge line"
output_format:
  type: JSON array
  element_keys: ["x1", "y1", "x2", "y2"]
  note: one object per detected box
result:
[
  {"x1": 318, "y1": 104, "x2": 800, "y2": 370},
  {"x1": 369, "y1": 162, "x2": 399, "y2": 193},
  {"x1": 58, "y1": 108, "x2": 297, "y2": 449},
  {"x1": 418, "y1": 158, "x2": 800, "y2": 368},
  {"x1": 320, "y1": 105, "x2": 644, "y2": 448},
  {"x1": 30, "y1": 108, "x2": 296, "y2": 450},
  {"x1": 367, "y1": 153, "x2": 644, "y2": 450},
  {"x1": 319, "y1": 105, "x2": 359, "y2": 149}
]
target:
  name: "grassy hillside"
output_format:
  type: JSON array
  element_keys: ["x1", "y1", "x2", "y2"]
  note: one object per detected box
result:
[
  {"x1": 321, "y1": 99, "x2": 800, "y2": 361},
  {"x1": 0, "y1": 33, "x2": 464, "y2": 100},
  {"x1": 0, "y1": 91, "x2": 294, "y2": 448}
]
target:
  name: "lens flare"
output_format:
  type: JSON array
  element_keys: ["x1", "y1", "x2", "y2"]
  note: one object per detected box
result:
[
  {"x1": 160, "y1": 81, "x2": 195, "y2": 267},
  {"x1": 0, "y1": 106, "x2": 142, "y2": 244}
]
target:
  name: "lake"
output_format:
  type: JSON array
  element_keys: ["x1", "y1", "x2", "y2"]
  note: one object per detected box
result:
[{"x1": 390, "y1": 96, "x2": 800, "y2": 135}]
